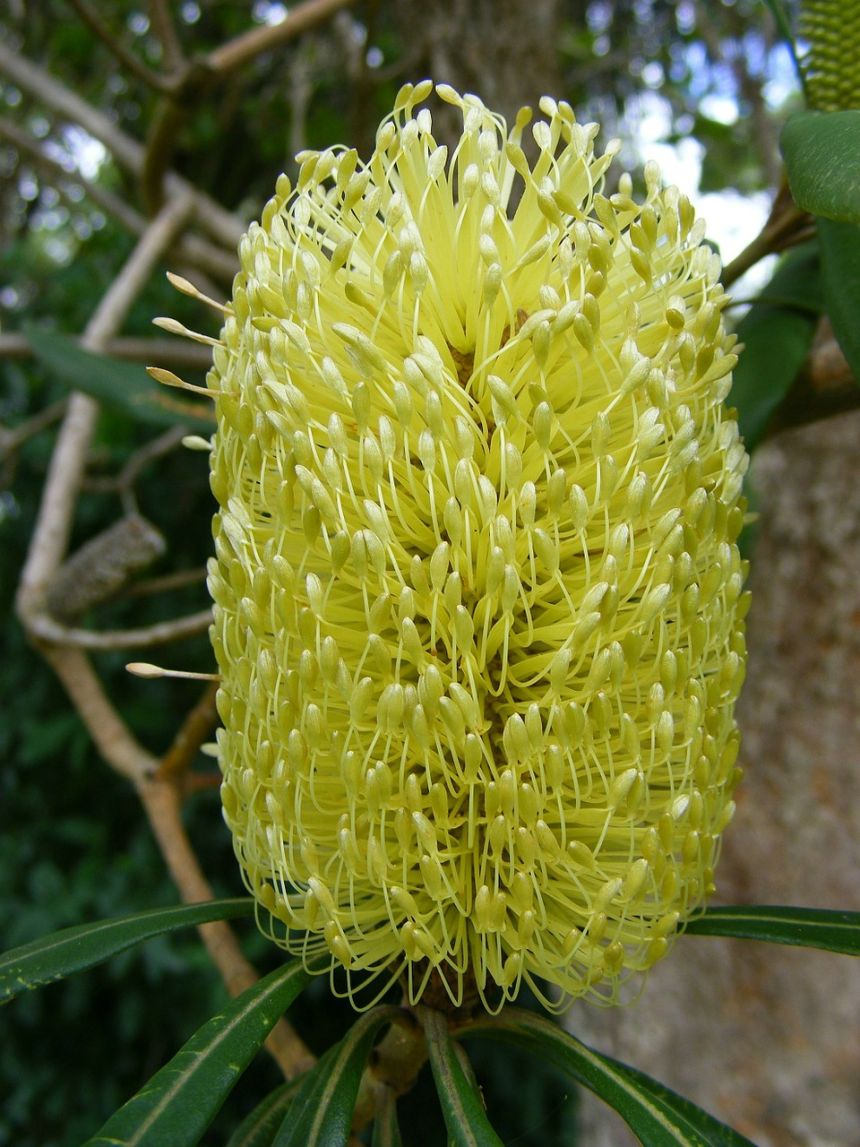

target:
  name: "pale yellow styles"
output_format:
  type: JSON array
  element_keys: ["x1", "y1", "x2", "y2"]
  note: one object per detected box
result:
[{"x1": 207, "y1": 82, "x2": 749, "y2": 1012}]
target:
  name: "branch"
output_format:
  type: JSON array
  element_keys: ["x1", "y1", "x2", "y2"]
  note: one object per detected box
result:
[
  {"x1": 17, "y1": 193, "x2": 194, "y2": 627},
  {"x1": 722, "y1": 187, "x2": 812, "y2": 288},
  {"x1": 0, "y1": 41, "x2": 244, "y2": 247},
  {"x1": 0, "y1": 399, "x2": 68, "y2": 459},
  {"x1": 0, "y1": 333, "x2": 215, "y2": 370},
  {"x1": 206, "y1": 0, "x2": 357, "y2": 75},
  {"x1": 26, "y1": 608, "x2": 213, "y2": 651},
  {"x1": 64, "y1": 0, "x2": 173, "y2": 93},
  {"x1": 138, "y1": 779, "x2": 316, "y2": 1078},
  {"x1": 148, "y1": 0, "x2": 186, "y2": 74},
  {"x1": 157, "y1": 680, "x2": 218, "y2": 783},
  {"x1": 0, "y1": 115, "x2": 238, "y2": 281}
]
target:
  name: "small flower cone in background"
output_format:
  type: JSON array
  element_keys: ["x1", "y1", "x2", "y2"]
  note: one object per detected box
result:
[{"x1": 204, "y1": 82, "x2": 749, "y2": 1013}]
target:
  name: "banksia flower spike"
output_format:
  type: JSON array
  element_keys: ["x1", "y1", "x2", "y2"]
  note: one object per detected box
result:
[{"x1": 206, "y1": 81, "x2": 749, "y2": 1013}]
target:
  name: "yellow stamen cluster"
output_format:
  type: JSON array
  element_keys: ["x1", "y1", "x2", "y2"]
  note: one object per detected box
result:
[{"x1": 207, "y1": 82, "x2": 749, "y2": 1012}]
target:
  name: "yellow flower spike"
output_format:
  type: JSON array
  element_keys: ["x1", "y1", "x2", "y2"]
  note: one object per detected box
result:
[{"x1": 206, "y1": 83, "x2": 749, "y2": 1014}]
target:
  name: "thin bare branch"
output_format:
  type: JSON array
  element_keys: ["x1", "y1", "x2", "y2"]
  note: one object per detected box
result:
[
  {"x1": 26, "y1": 608, "x2": 213, "y2": 651},
  {"x1": 158, "y1": 680, "x2": 218, "y2": 782},
  {"x1": 17, "y1": 193, "x2": 194, "y2": 623},
  {"x1": 0, "y1": 399, "x2": 68, "y2": 458},
  {"x1": 64, "y1": 0, "x2": 173, "y2": 92},
  {"x1": 0, "y1": 41, "x2": 244, "y2": 247},
  {"x1": 0, "y1": 118, "x2": 239, "y2": 278},
  {"x1": 0, "y1": 333, "x2": 215, "y2": 370},
  {"x1": 139, "y1": 779, "x2": 316, "y2": 1077},
  {"x1": 148, "y1": 0, "x2": 186, "y2": 73},
  {"x1": 124, "y1": 567, "x2": 207, "y2": 597},
  {"x1": 722, "y1": 195, "x2": 811, "y2": 288},
  {"x1": 206, "y1": 0, "x2": 356, "y2": 75}
]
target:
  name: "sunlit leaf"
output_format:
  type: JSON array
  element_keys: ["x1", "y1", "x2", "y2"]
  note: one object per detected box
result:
[
  {"x1": 817, "y1": 217, "x2": 860, "y2": 382},
  {"x1": 421, "y1": 1007, "x2": 504, "y2": 1147},
  {"x1": 273, "y1": 1005, "x2": 402, "y2": 1147},
  {"x1": 0, "y1": 898, "x2": 253, "y2": 1004},
  {"x1": 686, "y1": 905, "x2": 860, "y2": 954},
  {"x1": 225, "y1": 1078, "x2": 307, "y2": 1147},
  {"x1": 729, "y1": 244, "x2": 821, "y2": 450},
  {"x1": 781, "y1": 111, "x2": 860, "y2": 224},
  {"x1": 84, "y1": 959, "x2": 311, "y2": 1147},
  {"x1": 23, "y1": 326, "x2": 215, "y2": 430},
  {"x1": 460, "y1": 1008, "x2": 754, "y2": 1146}
]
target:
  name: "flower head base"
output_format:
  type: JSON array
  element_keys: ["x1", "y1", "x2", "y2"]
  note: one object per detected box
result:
[{"x1": 208, "y1": 82, "x2": 748, "y2": 1013}]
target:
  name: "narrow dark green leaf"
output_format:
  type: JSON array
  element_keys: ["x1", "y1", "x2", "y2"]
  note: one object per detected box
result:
[
  {"x1": 729, "y1": 244, "x2": 821, "y2": 450},
  {"x1": 781, "y1": 111, "x2": 860, "y2": 224},
  {"x1": 225, "y1": 1078, "x2": 307, "y2": 1147},
  {"x1": 84, "y1": 959, "x2": 311, "y2": 1147},
  {"x1": 23, "y1": 326, "x2": 215, "y2": 430},
  {"x1": 686, "y1": 905, "x2": 860, "y2": 954},
  {"x1": 421, "y1": 1007, "x2": 504, "y2": 1147},
  {"x1": 0, "y1": 898, "x2": 254, "y2": 1004},
  {"x1": 818, "y1": 217, "x2": 860, "y2": 382},
  {"x1": 371, "y1": 1085, "x2": 403, "y2": 1147},
  {"x1": 274, "y1": 1005, "x2": 402, "y2": 1147},
  {"x1": 460, "y1": 1009, "x2": 754, "y2": 1147}
]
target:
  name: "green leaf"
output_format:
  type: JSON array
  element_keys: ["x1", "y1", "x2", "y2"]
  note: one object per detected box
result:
[
  {"x1": 460, "y1": 1009, "x2": 754, "y2": 1147},
  {"x1": 371, "y1": 1084, "x2": 403, "y2": 1147},
  {"x1": 273, "y1": 1005, "x2": 402, "y2": 1147},
  {"x1": 225, "y1": 1078, "x2": 307, "y2": 1147},
  {"x1": 781, "y1": 111, "x2": 860, "y2": 224},
  {"x1": 0, "y1": 898, "x2": 254, "y2": 1004},
  {"x1": 84, "y1": 959, "x2": 312, "y2": 1147},
  {"x1": 685, "y1": 905, "x2": 860, "y2": 954},
  {"x1": 818, "y1": 217, "x2": 860, "y2": 382},
  {"x1": 729, "y1": 244, "x2": 821, "y2": 450},
  {"x1": 421, "y1": 1007, "x2": 504, "y2": 1147},
  {"x1": 23, "y1": 326, "x2": 215, "y2": 430}
]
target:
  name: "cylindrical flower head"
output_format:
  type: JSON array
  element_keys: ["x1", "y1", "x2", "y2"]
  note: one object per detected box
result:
[{"x1": 208, "y1": 82, "x2": 749, "y2": 1013}]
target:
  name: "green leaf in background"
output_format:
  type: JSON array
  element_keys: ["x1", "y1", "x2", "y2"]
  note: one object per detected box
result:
[
  {"x1": 460, "y1": 1009, "x2": 754, "y2": 1147},
  {"x1": 273, "y1": 1004, "x2": 402, "y2": 1147},
  {"x1": 84, "y1": 959, "x2": 311, "y2": 1147},
  {"x1": 817, "y1": 217, "x2": 860, "y2": 383},
  {"x1": 781, "y1": 111, "x2": 860, "y2": 224},
  {"x1": 23, "y1": 326, "x2": 216, "y2": 431},
  {"x1": 729, "y1": 243, "x2": 821, "y2": 450},
  {"x1": 371, "y1": 1083, "x2": 404, "y2": 1147},
  {"x1": 686, "y1": 905, "x2": 860, "y2": 953},
  {"x1": 421, "y1": 1007, "x2": 504, "y2": 1147},
  {"x1": 0, "y1": 898, "x2": 253, "y2": 1004},
  {"x1": 225, "y1": 1078, "x2": 308, "y2": 1147}
]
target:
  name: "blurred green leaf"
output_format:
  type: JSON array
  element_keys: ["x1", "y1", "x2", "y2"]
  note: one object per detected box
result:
[
  {"x1": 0, "y1": 899, "x2": 253, "y2": 1004},
  {"x1": 84, "y1": 959, "x2": 311, "y2": 1147},
  {"x1": 371, "y1": 1084, "x2": 403, "y2": 1147},
  {"x1": 225, "y1": 1078, "x2": 307, "y2": 1147},
  {"x1": 273, "y1": 1005, "x2": 402, "y2": 1147},
  {"x1": 818, "y1": 217, "x2": 860, "y2": 382},
  {"x1": 686, "y1": 905, "x2": 860, "y2": 953},
  {"x1": 22, "y1": 327, "x2": 215, "y2": 431},
  {"x1": 730, "y1": 244, "x2": 821, "y2": 450},
  {"x1": 782, "y1": 111, "x2": 860, "y2": 224},
  {"x1": 421, "y1": 1007, "x2": 504, "y2": 1147},
  {"x1": 461, "y1": 1009, "x2": 754, "y2": 1146}
]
